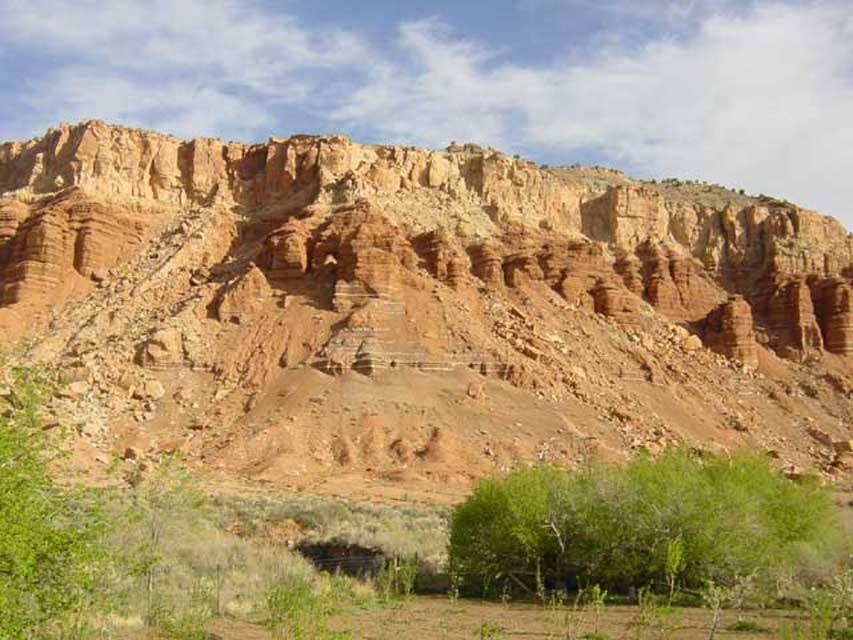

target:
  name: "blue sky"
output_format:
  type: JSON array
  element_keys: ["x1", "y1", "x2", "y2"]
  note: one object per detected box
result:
[{"x1": 1, "y1": 1, "x2": 852, "y2": 226}]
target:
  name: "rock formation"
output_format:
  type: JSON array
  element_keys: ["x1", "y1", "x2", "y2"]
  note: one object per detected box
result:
[
  {"x1": 216, "y1": 265, "x2": 271, "y2": 324},
  {"x1": 813, "y1": 277, "x2": 853, "y2": 356},
  {"x1": 582, "y1": 185, "x2": 667, "y2": 249},
  {"x1": 311, "y1": 201, "x2": 418, "y2": 291},
  {"x1": 137, "y1": 328, "x2": 185, "y2": 369},
  {"x1": 1, "y1": 120, "x2": 852, "y2": 490},
  {"x1": 591, "y1": 280, "x2": 643, "y2": 327},
  {"x1": 258, "y1": 221, "x2": 311, "y2": 280},
  {"x1": 412, "y1": 229, "x2": 469, "y2": 289},
  {"x1": 762, "y1": 277, "x2": 824, "y2": 358},
  {"x1": 702, "y1": 296, "x2": 759, "y2": 370},
  {"x1": 468, "y1": 242, "x2": 505, "y2": 289}
]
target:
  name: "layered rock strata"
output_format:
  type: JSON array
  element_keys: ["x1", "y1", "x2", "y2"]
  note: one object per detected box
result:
[
  {"x1": 813, "y1": 278, "x2": 853, "y2": 356},
  {"x1": 2, "y1": 120, "x2": 853, "y2": 366},
  {"x1": 2, "y1": 121, "x2": 853, "y2": 488}
]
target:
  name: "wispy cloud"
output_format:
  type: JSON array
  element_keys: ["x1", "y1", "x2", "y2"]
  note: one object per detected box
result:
[
  {"x1": 333, "y1": 3, "x2": 853, "y2": 222},
  {"x1": 332, "y1": 19, "x2": 535, "y2": 148},
  {"x1": 0, "y1": 0, "x2": 370, "y2": 139}
]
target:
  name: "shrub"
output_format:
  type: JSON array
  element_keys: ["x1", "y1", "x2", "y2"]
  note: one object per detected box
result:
[
  {"x1": 375, "y1": 557, "x2": 419, "y2": 603},
  {"x1": 117, "y1": 456, "x2": 210, "y2": 626},
  {"x1": 150, "y1": 579, "x2": 214, "y2": 640},
  {"x1": 211, "y1": 493, "x2": 449, "y2": 569},
  {"x1": 449, "y1": 450, "x2": 845, "y2": 595},
  {"x1": 476, "y1": 621, "x2": 505, "y2": 639},
  {"x1": 264, "y1": 573, "x2": 350, "y2": 639},
  {"x1": 727, "y1": 620, "x2": 770, "y2": 633}
]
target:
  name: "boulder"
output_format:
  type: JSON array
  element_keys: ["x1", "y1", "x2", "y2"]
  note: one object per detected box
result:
[
  {"x1": 216, "y1": 264, "x2": 271, "y2": 324},
  {"x1": 137, "y1": 328, "x2": 184, "y2": 369}
]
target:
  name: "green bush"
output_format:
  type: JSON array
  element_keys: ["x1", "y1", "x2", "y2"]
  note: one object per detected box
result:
[
  {"x1": 149, "y1": 579, "x2": 214, "y2": 640},
  {"x1": 375, "y1": 557, "x2": 419, "y2": 603},
  {"x1": 727, "y1": 620, "x2": 770, "y2": 633},
  {"x1": 265, "y1": 573, "x2": 349, "y2": 639},
  {"x1": 0, "y1": 364, "x2": 107, "y2": 639},
  {"x1": 449, "y1": 450, "x2": 845, "y2": 595},
  {"x1": 475, "y1": 621, "x2": 505, "y2": 639}
]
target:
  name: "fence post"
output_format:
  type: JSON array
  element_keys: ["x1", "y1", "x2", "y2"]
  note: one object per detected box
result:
[
  {"x1": 215, "y1": 564, "x2": 222, "y2": 616},
  {"x1": 414, "y1": 552, "x2": 420, "y2": 593},
  {"x1": 394, "y1": 554, "x2": 400, "y2": 595}
]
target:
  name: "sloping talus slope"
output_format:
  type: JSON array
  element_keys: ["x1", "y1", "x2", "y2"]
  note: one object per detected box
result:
[{"x1": 1, "y1": 120, "x2": 851, "y2": 500}]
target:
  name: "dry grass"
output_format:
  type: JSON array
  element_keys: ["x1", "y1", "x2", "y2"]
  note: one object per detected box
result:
[
  {"x1": 210, "y1": 492, "x2": 450, "y2": 568},
  {"x1": 90, "y1": 483, "x2": 447, "y2": 638}
]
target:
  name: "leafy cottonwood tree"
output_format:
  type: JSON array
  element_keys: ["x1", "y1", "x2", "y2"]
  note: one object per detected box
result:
[
  {"x1": 450, "y1": 451, "x2": 845, "y2": 596},
  {"x1": 0, "y1": 364, "x2": 106, "y2": 639}
]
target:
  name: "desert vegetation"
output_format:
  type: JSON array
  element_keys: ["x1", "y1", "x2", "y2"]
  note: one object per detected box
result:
[
  {"x1": 2, "y1": 363, "x2": 853, "y2": 639},
  {"x1": 0, "y1": 363, "x2": 436, "y2": 639},
  {"x1": 448, "y1": 455, "x2": 853, "y2": 638}
]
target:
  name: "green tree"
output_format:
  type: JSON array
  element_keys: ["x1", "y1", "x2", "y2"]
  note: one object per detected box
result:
[
  {"x1": 449, "y1": 465, "x2": 565, "y2": 594},
  {"x1": 449, "y1": 450, "x2": 845, "y2": 595},
  {"x1": 0, "y1": 364, "x2": 106, "y2": 639}
]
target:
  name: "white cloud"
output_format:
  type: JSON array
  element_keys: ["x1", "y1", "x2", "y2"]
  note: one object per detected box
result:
[
  {"x1": 333, "y1": 19, "x2": 545, "y2": 149},
  {"x1": 23, "y1": 67, "x2": 277, "y2": 140},
  {"x1": 519, "y1": 0, "x2": 800, "y2": 30},
  {"x1": 0, "y1": 0, "x2": 368, "y2": 78},
  {"x1": 0, "y1": 0, "x2": 370, "y2": 140},
  {"x1": 333, "y1": 3, "x2": 853, "y2": 225}
]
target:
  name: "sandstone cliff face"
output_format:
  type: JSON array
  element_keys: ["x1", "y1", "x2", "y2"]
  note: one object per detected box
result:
[
  {"x1": 311, "y1": 201, "x2": 419, "y2": 291},
  {"x1": 0, "y1": 191, "x2": 171, "y2": 332},
  {"x1": 2, "y1": 121, "x2": 853, "y2": 489},
  {"x1": 216, "y1": 265, "x2": 271, "y2": 324},
  {"x1": 468, "y1": 242, "x2": 505, "y2": 289},
  {"x1": 4, "y1": 121, "x2": 850, "y2": 287},
  {"x1": 761, "y1": 277, "x2": 825, "y2": 358},
  {"x1": 2, "y1": 121, "x2": 853, "y2": 363},
  {"x1": 635, "y1": 242, "x2": 725, "y2": 321},
  {"x1": 0, "y1": 122, "x2": 584, "y2": 232},
  {"x1": 412, "y1": 229, "x2": 469, "y2": 290},
  {"x1": 258, "y1": 221, "x2": 311, "y2": 280},
  {"x1": 582, "y1": 185, "x2": 667, "y2": 250}
]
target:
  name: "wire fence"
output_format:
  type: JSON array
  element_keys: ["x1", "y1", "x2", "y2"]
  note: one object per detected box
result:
[{"x1": 293, "y1": 548, "x2": 547, "y2": 597}]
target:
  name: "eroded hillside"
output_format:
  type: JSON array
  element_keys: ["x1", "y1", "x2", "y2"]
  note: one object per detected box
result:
[{"x1": 1, "y1": 120, "x2": 851, "y2": 500}]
